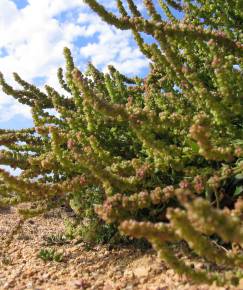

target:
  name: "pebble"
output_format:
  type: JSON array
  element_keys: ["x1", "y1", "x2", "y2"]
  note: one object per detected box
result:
[
  {"x1": 73, "y1": 278, "x2": 91, "y2": 288},
  {"x1": 125, "y1": 284, "x2": 135, "y2": 290},
  {"x1": 26, "y1": 282, "x2": 34, "y2": 288},
  {"x1": 103, "y1": 282, "x2": 114, "y2": 290},
  {"x1": 133, "y1": 266, "x2": 151, "y2": 278}
]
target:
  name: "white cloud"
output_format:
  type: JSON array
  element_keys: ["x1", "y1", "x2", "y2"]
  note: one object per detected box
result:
[
  {"x1": 0, "y1": 0, "x2": 148, "y2": 124},
  {"x1": 0, "y1": 100, "x2": 31, "y2": 122},
  {"x1": 78, "y1": 13, "x2": 148, "y2": 73}
]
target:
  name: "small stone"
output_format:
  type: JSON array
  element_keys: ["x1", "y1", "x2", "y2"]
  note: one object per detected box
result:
[
  {"x1": 103, "y1": 282, "x2": 114, "y2": 290},
  {"x1": 42, "y1": 273, "x2": 50, "y2": 280},
  {"x1": 125, "y1": 285, "x2": 134, "y2": 290},
  {"x1": 94, "y1": 281, "x2": 104, "y2": 287},
  {"x1": 139, "y1": 277, "x2": 148, "y2": 284},
  {"x1": 73, "y1": 279, "x2": 90, "y2": 289},
  {"x1": 26, "y1": 282, "x2": 33, "y2": 288},
  {"x1": 133, "y1": 266, "x2": 150, "y2": 278},
  {"x1": 156, "y1": 287, "x2": 168, "y2": 290},
  {"x1": 123, "y1": 270, "x2": 135, "y2": 278}
]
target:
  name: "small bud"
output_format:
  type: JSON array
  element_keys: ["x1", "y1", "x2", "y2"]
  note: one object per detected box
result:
[
  {"x1": 79, "y1": 176, "x2": 86, "y2": 186},
  {"x1": 179, "y1": 180, "x2": 190, "y2": 189},
  {"x1": 67, "y1": 139, "x2": 75, "y2": 149}
]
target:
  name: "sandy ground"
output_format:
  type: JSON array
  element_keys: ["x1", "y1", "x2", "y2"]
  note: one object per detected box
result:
[{"x1": 0, "y1": 206, "x2": 242, "y2": 290}]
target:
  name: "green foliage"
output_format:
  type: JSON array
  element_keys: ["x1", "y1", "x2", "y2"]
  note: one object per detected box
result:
[
  {"x1": 38, "y1": 248, "x2": 63, "y2": 262},
  {"x1": 42, "y1": 233, "x2": 69, "y2": 246},
  {"x1": 64, "y1": 215, "x2": 119, "y2": 244},
  {"x1": 0, "y1": 0, "x2": 243, "y2": 286}
]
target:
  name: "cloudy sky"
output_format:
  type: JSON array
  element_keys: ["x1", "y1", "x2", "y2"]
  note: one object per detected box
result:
[{"x1": 0, "y1": 0, "x2": 149, "y2": 130}]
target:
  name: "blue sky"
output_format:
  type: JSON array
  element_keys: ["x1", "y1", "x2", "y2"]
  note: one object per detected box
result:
[
  {"x1": 12, "y1": 0, "x2": 28, "y2": 9},
  {"x1": 0, "y1": 0, "x2": 151, "y2": 130}
]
